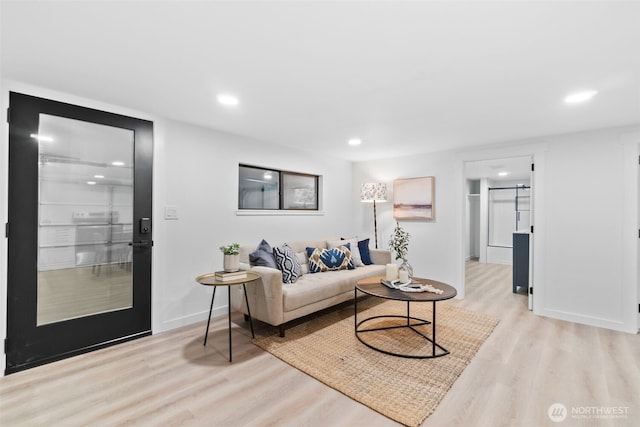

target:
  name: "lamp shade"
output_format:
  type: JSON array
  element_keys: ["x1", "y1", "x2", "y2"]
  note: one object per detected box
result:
[{"x1": 360, "y1": 183, "x2": 388, "y2": 203}]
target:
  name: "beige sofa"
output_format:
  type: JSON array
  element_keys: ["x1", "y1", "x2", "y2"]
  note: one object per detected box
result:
[{"x1": 230, "y1": 238, "x2": 391, "y2": 336}]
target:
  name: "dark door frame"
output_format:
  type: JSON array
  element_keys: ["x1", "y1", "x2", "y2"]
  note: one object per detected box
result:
[{"x1": 5, "y1": 92, "x2": 153, "y2": 374}]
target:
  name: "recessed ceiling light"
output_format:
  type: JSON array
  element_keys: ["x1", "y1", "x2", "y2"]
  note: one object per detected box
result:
[
  {"x1": 348, "y1": 138, "x2": 362, "y2": 146},
  {"x1": 111, "y1": 161, "x2": 125, "y2": 166},
  {"x1": 564, "y1": 90, "x2": 598, "y2": 104},
  {"x1": 217, "y1": 94, "x2": 239, "y2": 106},
  {"x1": 498, "y1": 171, "x2": 509, "y2": 177},
  {"x1": 87, "y1": 181, "x2": 97, "y2": 185},
  {"x1": 94, "y1": 175, "x2": 104, "y2": 179}
]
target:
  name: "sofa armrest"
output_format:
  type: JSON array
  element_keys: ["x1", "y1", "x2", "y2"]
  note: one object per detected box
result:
[
  {"x1": 232, "y1": 265, "x2": 284, "y2": 327},
  {"x1": 249, "y1": 266, "x2": 283, "y2": 302},
  {"x1": 370, "y1": 249, "x2": 391, "y2": 265}
]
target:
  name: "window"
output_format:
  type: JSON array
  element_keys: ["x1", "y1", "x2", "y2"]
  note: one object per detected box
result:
[
  {"x1": 239, "y1": 165, "x2": 319, "y2": 211},
  {"x1": 238, "y1": 165, "x2": 280, "y2": 209},
  {"x1": 281, "y1": 171, "x2": 318, "y2": 210}
]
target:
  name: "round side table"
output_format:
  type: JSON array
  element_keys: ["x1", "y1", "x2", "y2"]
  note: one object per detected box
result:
[{"x1": 196, "y1": 270, "x2": 261, "y2": 362}]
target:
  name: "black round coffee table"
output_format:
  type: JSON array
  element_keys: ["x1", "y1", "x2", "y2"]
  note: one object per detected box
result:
[{"x1": 355, "y1": 276, "x2": 457, "y2": 358}]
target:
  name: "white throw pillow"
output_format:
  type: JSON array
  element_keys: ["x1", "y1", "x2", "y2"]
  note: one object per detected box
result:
[{"x1": 295, "y1": 251, "x2": 309, "y2": 275}]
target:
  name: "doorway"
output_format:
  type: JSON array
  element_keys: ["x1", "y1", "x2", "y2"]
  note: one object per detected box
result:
[
  {"x1": 464, "y1": 156, "x2": 533, "y2": 307},
  {"x1": 5, "y1": 92, "x2": 153, "y2": 374}
]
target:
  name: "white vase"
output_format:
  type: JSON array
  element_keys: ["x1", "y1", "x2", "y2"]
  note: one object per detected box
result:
[
  {"x1": 399, "y1": 259, "x2": 413, "y2": 282},
  {"x1": 223, "y1": 254, "x2": 240, "y2": 272}
]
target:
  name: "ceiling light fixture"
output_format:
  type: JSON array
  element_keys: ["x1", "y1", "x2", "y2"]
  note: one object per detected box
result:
[
  {"x1": 94, "y1": 175, "x2": 105, "y2": 179},
  {"x1": 111, "y1": 161, "x2": 125, "y2": 166},
  {"x1": 348, "y1": 138, "x2": 362, "y2": 146},
  {"x1": 498, "y1": 171, "x2": 509, "y2": 177},
  {"x1": 87, "y1": 181, "x2": 97, "y2": 185},
  {"x1": 217, "y1": 93, "x2": 239, "y2": 106},
  {"x1": 564, "y1": 90, "x2": 598, "y2": 104}
]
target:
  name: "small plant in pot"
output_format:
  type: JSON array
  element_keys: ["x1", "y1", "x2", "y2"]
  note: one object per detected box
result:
[
  {"x1": 220, "y1": 243, "x2": 240, "y2": 272},
  {"x1": 388, "y1": 222, "x2": 413, "y2": 280}
]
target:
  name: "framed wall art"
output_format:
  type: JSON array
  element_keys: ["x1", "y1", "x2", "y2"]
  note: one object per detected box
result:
[{"x1": 393, "y1": 176, "x2": 435, "y2": 220}]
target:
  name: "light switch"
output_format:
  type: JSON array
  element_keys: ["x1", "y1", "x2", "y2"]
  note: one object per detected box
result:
[{"x1": 164, "y1": 206, "x2": 179, "y2": 220}]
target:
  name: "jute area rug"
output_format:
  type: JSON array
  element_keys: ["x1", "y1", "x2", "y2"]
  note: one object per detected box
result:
[{"x1": 253, "y1": 297, "x2": 499, "y2": 427}]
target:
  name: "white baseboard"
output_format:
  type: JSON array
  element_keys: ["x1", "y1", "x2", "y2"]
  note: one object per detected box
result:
[
  {"x1": 539, "y1": 308, "x2": 636, "y2": 334},
  {"x1": 486, "y1": 246, "x2": 513, "y2": 265},
  {"x1": 154, "y1": 306, "x2": 229, "y2": 334}
]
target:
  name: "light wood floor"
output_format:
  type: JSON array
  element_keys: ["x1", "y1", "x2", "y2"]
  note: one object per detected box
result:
[{"x1": 1, "y1": 261, "x2": 639, "y2": 426}]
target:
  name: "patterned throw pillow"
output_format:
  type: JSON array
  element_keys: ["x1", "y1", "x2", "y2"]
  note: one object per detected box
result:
[
  {"x1": 329, "y1": 238, "x2": 363, "y2": 267},
  {"x1": 306, "y1": 244, "x2": 355, "y2": 273},
  {"x1": 273, "y1": 244, "x2": 302, "y2": 284}
]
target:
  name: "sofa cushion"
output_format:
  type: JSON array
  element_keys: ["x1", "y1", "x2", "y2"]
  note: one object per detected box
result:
[
  {"x1": 273, "y1": 244, "x2": 302, "y2": 284},
  {"x1": 283, "y1": 264, "x2": 385, "y2": 311},
  {"x1": 306, "y1": 244, "x2": 354, "y2": 273},
  {"x1": 249, "y1": 239, "x2": 278, "y2": 269}
]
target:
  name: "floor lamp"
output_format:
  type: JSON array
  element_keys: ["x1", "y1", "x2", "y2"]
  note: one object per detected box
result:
[{"x1": 360, "y1": 183, "x2": 388, "y2": 249}]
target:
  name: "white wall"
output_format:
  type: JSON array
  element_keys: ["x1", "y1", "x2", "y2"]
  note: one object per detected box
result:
[
  {"x1": 465, "y1": 180, "x2": 480, "y2": 260},
  {"x1": 466, "y1": 199, "x2": 480, "y2": 259},
  {"x1": 353, "y1": 150, "x2": 461, "y2": 286},
  {"x1": 354, "y1": 125, "x2": 640, "y2": 333},
  {"x1": 154, "y1": 119, "x2": 354, "y2": 332},
  {"x1": 539, "y1": 128, "x2": 637, "y2": 330}
]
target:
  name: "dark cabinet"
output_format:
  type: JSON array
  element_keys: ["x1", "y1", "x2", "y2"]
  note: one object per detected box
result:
[{"x1": 513, "y1": 232, "x2": 529, "y2": 293}]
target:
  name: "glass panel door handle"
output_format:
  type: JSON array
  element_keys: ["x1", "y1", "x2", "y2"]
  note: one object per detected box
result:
[{"x1": 129, "y1": 240, "x2": 152, "y2": 247}]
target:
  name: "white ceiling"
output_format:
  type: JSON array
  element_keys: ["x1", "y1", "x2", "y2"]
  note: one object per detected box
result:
[{"x1": 2, "y1": 1, "x2": 639, "y2": 162}]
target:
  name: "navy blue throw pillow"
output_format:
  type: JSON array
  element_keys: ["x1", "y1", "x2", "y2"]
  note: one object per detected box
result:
[{"x1": 358, "y1": 238, "x2": 373, "y2": 265}]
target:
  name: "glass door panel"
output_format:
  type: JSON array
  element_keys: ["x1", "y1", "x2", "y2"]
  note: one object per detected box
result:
[{"x1": 36, "y1": 114, "x2": 134, "y2": 326}]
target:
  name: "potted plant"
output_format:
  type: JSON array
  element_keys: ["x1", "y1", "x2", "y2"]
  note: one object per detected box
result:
[
  {"x1": 388, "y1": 222, "x2": 413, "y2": 280},
  {"x1": 220, "y1": 243, "x2": 241, "y2": 272}
]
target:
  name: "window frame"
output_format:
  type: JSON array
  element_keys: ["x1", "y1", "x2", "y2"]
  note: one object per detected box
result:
[
  {"x1": 280, "y1": 171, "x2": 319, "y2": 211},
  {"x1": 238, "y1": 164, "x2": 319, "y2": 211}
]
